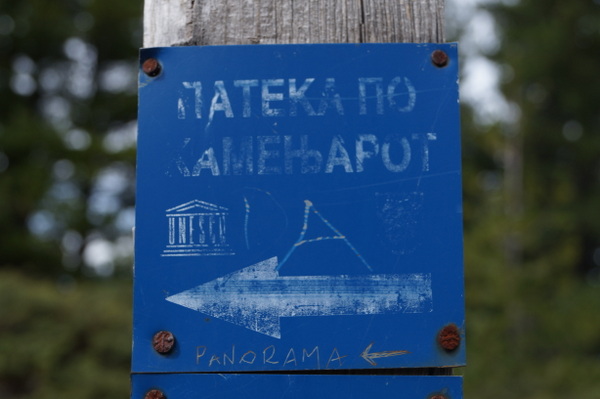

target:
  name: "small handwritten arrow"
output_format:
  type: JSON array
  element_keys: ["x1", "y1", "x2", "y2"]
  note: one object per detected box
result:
[
  {"x1": 360, "y1": 343, "x2": 410, "y2": 366},
  {"x1": 166, "y1": 256, "x2": 432, "y2": 339}
]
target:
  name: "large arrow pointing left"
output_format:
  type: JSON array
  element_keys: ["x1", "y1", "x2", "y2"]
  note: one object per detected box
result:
[{"x1": 166, "y1": 257, "x2": 432, "y2": 339}]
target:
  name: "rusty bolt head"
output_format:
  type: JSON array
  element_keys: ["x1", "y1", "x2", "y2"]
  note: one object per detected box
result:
[
  {"x1": 144, "y1": 389, "x2": 166, "y2": 399},
  {"x1": 431, "y1": 50, "x2": 449, "y2": 68},
  {"x1": 429, "y1": 395, "x2": 448, "y2": 399},
  {"x1": 152, "y1": 331, "x2": 175, "y2": 354},
  {"x1": 438, "y1": 324, "x2": 461, "y2": 351},
  {"x1": 142, "y1": 58, "x2": 161, "y2": 77}
]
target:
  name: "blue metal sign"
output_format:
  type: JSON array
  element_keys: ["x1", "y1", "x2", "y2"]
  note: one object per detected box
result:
[
  {"x1": 133, "y1": 43, "x2": 464, "y2": 373},
  {"x1": 132, "y1": 374, "x2": 463, "y2": 399}
]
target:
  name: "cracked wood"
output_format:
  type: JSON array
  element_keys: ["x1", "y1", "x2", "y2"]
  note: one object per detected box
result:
[{"x1": 144, "y1": 0, "x2": 445, "y2": 47}]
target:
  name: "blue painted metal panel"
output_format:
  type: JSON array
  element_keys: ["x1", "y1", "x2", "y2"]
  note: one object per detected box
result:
[
  {"x1": 131, "y1": 374, "x2": 463, "y2": 399},
  {"x1": 133, "y1": 43, "x2": 464, "y2": 373}
]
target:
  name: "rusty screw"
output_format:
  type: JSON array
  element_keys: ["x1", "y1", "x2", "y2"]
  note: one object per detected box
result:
[
  {"x1": 144, "y1": 389, "x2": 166, "y2": 399},
  {"x1": 429, "y1": 395, "x2": 448, "y2": 399},
  {"x1": 438, "y1": 324, "x2": 461, "y2": 351},
  {"x1": 152, "y1": 331, "x2": 175, "y2": 354},
  {"x1": 431, "y1": 50, "x2": 449, "y2": 68},
  {"x1": 142, "y1": 58, "x2": 161, "y2": 77}
]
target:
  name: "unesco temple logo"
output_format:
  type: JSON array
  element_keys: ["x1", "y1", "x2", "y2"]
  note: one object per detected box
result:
[{"x1": 162, "y1": 200, "x2": 234, "y2": 257}]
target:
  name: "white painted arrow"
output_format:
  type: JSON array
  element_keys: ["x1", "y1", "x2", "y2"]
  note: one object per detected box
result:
[{"x1": 166, "y1": 257, "x2": 432, "y2": 339}]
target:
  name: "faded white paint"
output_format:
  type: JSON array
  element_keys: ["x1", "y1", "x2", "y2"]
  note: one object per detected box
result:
[
  {"x1": 355, "y1": 134, "x2": 379, "y2": 173},
  {"x1": 284, "y1": 135, "x2": 322, "y2": 174},
  {"x1": 166, "y1": 256, "x2": 433, "y2": 339},
  {"x1": 412, "y1": 132, "x2": 438, "y2": 171},
  {"x1": 181, "y1": 82, "x2": 203, "y2": 119},
  {"x1": 388, "y1": 77, "x2": 417, "y2": 112},
  {"x1": 262, "y1": 79, "x2": 286, "y2": 117},
  {"x1": 177, "y1": 77, "x2": 411, "y2": 120},
  {"x1": 175, "y1": 133, "x2": 437, "y2": 177},
  {"x1": 234, "y1": 80, "x2": 259, "y2": 117},
  {"x1": 381, "y1": 135, "x2": 411, "y2": 173},
  {"x1": 325, "y1": 136, "x2": 353, "y2": 173},
  {"x1": 162, "y1": 200, "x2": 233, "y2": 256},
  {"x1": 193, "y1": 147, "x2": 221, "y2": 176}
]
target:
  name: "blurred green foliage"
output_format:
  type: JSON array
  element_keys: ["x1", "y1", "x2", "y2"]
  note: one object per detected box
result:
[
  {"x1": 0, "y1": 272, "x2": 131, "y2": 398},
  {"x1": 0, "y1": 0, "x2": 140, "y2": 278},
  {"x1": 1, "y1": 0, "x2": 600, "y2": 398},
  {"x1": 0, "y1": 0, "x2": 141, "y2": 396},
  {"x1": 459, "y1": 0, "x2": 600, "y2": 398}
]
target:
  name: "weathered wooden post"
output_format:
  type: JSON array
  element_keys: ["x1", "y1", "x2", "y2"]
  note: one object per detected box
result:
[
  {"x1": 132, "y1": 1, "x2": 464, "y2": 398},
  {"x1": 143, "y1": 1, "x2": 445, "y2": 47}
]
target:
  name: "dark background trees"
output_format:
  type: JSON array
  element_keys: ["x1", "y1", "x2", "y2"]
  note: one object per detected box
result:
[
  {"x1": 0, "y1": 0, "x2": 140, "y2": 397},
  {"x1": 0, "y1": 0, "x2": 139, "y2": 279},
  {"x1": 1, "y1": 0, "x2": 599, "y2": 397},
  {"x1": 455, "y1": 1, "x2": 600, "y2": 397}
]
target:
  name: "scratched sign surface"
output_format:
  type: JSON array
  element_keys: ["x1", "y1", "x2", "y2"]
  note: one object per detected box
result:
[
  {"x1": 132, "y1": 374, "x2": 463, "y2": 399},
  {"x1": 133, "y1": 44, "x2": 464, "y2": 373}
]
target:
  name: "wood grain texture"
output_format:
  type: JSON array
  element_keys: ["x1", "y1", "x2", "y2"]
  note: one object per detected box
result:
[{"x1": 144, "y1": 0, "x2": 445, "y2": 47}]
